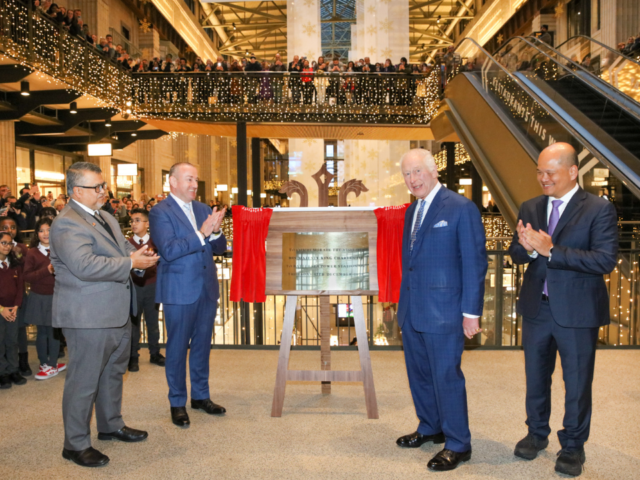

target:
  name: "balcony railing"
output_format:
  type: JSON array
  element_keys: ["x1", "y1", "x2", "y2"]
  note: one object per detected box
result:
[
  {"x1": 0, "y1": 1, "x2": 441, "y2": 125},
  {"x1": 0, "y1": 0, "x2": 131, "y2": 109},
  {"x1": 131, "y1": 71, "x2": 441, "y2": 124}
]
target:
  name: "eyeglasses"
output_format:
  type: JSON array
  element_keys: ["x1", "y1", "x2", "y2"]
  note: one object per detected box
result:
[
  {"x1": 77, "y1": 182, "x2": 107, "y2": 193},
  {"x1": 0, "y1": 241, "x2": 11, "y2": 246}
]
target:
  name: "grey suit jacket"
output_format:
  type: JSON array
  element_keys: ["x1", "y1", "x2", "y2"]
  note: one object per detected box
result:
[{"x1": 50, "y1": 200, "x2": 136, "y2": 329}]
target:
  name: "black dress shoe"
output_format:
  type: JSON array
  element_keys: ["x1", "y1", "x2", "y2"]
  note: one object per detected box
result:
[
  {"x1": 9, "y1": 371, "x2": 26, "y2": 385},
  {"x1": 171, "y1": 407, "x2": 190, "y2": 427},
  {"x1": 191, "y1": 398, "x2": 226, "y2": 415},
  {"x1": 128, "y1": 358, "x2": 139, "y2": 372},
  {"x1": 428, "y1": 448, "x2": 472, "y2": 471},
  {"x1": 150, "y1": 353, "x2": 165, "y2": 366},
  {"x1": 555, "y1": 448, "x2": 585, "y2": 476},
  {"x1": 0, "y1": 375, "x2": 11, "y2": 389},
  {"x1": 514, "y1": 433, "x2": 549, "y2": 460},
  {"x1": 97, "y1": 426, "x2": 148, "y2": 442},
  {"x1": 396, "y1": 431, "x2": 445, "y2": 448},
  {"x1": 62, "y1": 447, "x2": 109, "y2": 468}
]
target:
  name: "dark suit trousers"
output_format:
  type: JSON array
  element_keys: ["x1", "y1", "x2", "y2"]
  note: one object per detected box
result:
[
  {"x1": 163, "y1": 286, "x2": 216, "y2": 407},
  {"x1": 131, "y1": 283, "x2": 160, "y2": 357},
  {"x1": 62, "y1": 319, "x2": 131, "y2": 450},
  {"x1": 523, "y1": 300, "x2": 598, "y2": 450},
  {"x1": 402, "y1": 315, "x2": 471, "y2": 452}
]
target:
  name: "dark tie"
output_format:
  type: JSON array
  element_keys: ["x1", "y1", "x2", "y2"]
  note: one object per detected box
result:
[
  {"x1": 94, "y1": 211, "x2": 117, "y2": 242},
  {"x1": 139, "y1": 239, "x2": 144, "y2": 246},
  {"x1": 543, "y1": 200, "x2": 563, "y2": 296},
  {"x1": 410, "y1": 199, "x2": 426, "y2": 252},
  {"x1": 45, "y1": 250, "x2": 50, "y2": 257}
]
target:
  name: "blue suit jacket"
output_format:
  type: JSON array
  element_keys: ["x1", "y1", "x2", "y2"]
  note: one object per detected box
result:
[
  {"x1": 397, "y1": 187, "x2": 488, "y2": 334},
  {"x1": 508, "y1": 188, "x2": 617, "y2": 328},
  {"x1": 149, "y1": 196, "x2": 227, "y2": 305}
]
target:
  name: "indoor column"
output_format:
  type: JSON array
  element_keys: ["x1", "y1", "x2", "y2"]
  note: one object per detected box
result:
[{"x1": 0, "y1": 122, "x2": 16, "y2": 194}]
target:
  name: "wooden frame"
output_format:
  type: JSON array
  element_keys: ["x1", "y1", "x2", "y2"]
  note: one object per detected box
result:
[{"x1": 267, "y1": 208, "x2": 379, "y2": 419}]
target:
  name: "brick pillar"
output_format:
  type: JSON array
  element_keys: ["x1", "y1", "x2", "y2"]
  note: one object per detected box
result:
[{"x1": 137, "y1": 139, "x2": 161, "y2": 199}]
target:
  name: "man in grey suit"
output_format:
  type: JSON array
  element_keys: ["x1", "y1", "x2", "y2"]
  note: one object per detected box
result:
[{"x1": 50, "y1": 162, "x2": 158, "y2": 468}]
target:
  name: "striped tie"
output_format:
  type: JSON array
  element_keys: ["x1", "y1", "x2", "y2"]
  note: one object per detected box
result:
[{"x1": 410, "y1": 199, "x2": 426, "y2": 252}]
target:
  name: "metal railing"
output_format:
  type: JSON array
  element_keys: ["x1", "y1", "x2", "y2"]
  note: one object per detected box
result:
[{"x1": 130, "y1": 70, "x2": 441, "y2": 124}]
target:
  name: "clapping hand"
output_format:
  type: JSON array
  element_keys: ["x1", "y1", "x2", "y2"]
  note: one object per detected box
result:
[
  {"x1": 130, "y1": 245, "x2": 159, "y2": 270},
  {"x1": 199, "y1": 207, "x2": 226, "y2": 237},
  {"x1": 516, "y1": 220, "x2": 534, "y2": 252},
  {"x1": 47, "y1": 264, "x2": 55, "y2": 274},
  {"x1": 522, "y1": 225, "x2": 553, "y2": 257}
]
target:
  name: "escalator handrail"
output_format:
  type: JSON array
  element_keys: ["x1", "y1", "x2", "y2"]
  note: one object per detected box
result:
[
  {"x1": 492, "y1": 36, "x2": 640, "y2": 118},
  {"x1": 452, "y1": 38, "x2": 640, "y2": 197},
  {"x1": 555, "y1": 35, "x2": 640, "y2": 68}
]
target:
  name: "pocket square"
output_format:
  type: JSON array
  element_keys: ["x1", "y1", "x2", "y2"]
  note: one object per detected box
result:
[{"x1": 433, "y1": 220, "x2": 448, "y2": 228}]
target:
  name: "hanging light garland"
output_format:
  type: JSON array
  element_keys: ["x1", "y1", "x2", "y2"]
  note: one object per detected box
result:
[{"x1": 0, "y1": 0, "x2": 131, "y2": 111}]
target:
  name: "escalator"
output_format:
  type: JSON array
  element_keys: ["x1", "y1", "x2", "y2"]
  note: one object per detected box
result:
[{"x1": 432, "y1": 37, "x2": 640, "y2": 230}]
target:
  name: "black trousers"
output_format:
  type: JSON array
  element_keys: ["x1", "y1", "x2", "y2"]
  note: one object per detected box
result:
[
  {"x1": 0, "y1": 316, "x2": 19, "y2": 375},
  {"x1": 130, "y1": 283, "x2": 160, "y2": 358},
  {"x1": 522, "y1": 300, "x2": 599, "y2": 450}
]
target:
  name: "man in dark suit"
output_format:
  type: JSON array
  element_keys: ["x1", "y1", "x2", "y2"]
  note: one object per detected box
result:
[
  {"x1": 396, "y1": 149, "x2": 487, "y2": 471},
  {"x1": 509, "y1": 143, "x2": 618, "y2": 477},
  {"x1": 149, "y1": 162, "x2": 227, "y2": 428},
  {"x1": 50, "y1": 162, "x2": 158, "y2": 468}
]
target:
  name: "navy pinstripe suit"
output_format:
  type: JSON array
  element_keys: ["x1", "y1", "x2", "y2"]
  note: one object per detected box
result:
[{"x1": 398, "y1": 186, "x2": 487, "y2": 453}]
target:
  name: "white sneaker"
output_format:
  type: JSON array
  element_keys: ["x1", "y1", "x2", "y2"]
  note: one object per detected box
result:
[{"x1": 35, "y1": 364, "x2": 58, "y2": 380}]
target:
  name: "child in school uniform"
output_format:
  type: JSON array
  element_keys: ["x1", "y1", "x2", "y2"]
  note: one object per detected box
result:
[
  {"x1": 0, "y1": 231, "x2": 26, "y2": 389},
  {"x1": 127, "y1": 208, "x2": 164, "y2": 372},
  {"x1": 24, "y1": 218, "x2": 66, "y2": 380},
  {"x1": 0, "y1": 217, "x2": 31, "y2": 376}
]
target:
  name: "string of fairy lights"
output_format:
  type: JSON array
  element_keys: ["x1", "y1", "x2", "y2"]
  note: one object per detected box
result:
[
  {"x1": 0, "y1": 0, "x2": 131, "y2": 111},
  {"x1": 130, "y1": 71, "x2": 441, "y2": 125},
  {"x1": 433, "y1": 142, "x2": 471, "y2": 171},
  {"x1": 1, "y1": 1, "x2": 442, "y2": 125}
]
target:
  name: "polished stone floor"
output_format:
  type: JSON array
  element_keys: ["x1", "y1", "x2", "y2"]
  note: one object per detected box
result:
[{"x1": 0, "y1": 347, "x2": 638, "y2": 479}]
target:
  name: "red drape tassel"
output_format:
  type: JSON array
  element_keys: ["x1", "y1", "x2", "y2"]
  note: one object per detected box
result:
[
  {"x1": 230, "y1": 206, "x2": 273, "y2": 303},
  {"x1": 374, "y1": 204, "x2": 409, "y2": 303}
]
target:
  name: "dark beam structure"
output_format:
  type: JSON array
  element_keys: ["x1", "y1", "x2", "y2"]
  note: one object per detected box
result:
[
  {"x1": 0, "y1": 65, "x2": 33, "y2": 84},
  {"x1": 0, "y1": 90, "x2": 82, "y2": 121}
]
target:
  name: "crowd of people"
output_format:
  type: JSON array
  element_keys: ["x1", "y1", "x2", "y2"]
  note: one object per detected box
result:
[
  {"x1": 132, "y1": 53, "x2": 440, "y2": 107},
  {"x1": 0, "y1": 180, "x2": 232, "y2": 388}
]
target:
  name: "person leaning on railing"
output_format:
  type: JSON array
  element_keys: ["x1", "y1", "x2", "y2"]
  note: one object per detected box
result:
[{"x1": 301, "y1": 59, "x2": 315, "y2": 105}]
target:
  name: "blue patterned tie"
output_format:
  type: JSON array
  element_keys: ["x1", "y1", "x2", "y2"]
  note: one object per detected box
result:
[
  {"x1": 543, "y1": 199, "x2": 563, "y2": 296},
  {"x1": 410, "y1": 199, "x2": 426, "y2": 252}
]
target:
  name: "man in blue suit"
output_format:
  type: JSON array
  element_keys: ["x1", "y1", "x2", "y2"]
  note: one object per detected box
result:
[
  {"x1": 509, "y1": 143, "x2": 617, "y2": 477},
  {"x1": 396, "y1": 149, "x2": 487, "y2": 471},
  {"x1": 149, "y1": 162, "x2": 227, "y2": 427}
]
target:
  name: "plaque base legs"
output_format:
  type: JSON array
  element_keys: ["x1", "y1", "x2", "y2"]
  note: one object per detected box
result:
[{"x1": 271, "y1": 296, "x2": 379, "y2": 419}]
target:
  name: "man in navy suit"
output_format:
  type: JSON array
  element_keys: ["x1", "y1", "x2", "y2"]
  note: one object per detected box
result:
[
  {"x1": 509, "y1": 143, "x2": 617, "y2": 477},
  {"x1": 149, "y1": 163, "x2": 227, "y2": 427},
  {"x1": 396, "y1": 149, "x2": 487, "y2": 471}
]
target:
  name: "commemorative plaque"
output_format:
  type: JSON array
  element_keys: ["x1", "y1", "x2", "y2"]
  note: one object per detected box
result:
[{"x1": 281, "y1": 232, "x2": 369, "y2": 291}]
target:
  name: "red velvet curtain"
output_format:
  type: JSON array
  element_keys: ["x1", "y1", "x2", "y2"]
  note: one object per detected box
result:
[
  {"x1": 230, "y1": 206, "x2": 273, "y2": 303},
  {"x1": 374, "y1": 204, "x2": 409, "y2": 303}
]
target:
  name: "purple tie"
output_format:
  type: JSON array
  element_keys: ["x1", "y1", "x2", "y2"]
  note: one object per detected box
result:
[{"x1": 543, "y1": 199, "x2": 563, "y2": 296}]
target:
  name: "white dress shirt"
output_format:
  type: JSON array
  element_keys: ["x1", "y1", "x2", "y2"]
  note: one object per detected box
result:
[
  {"x1": 0, "y1": 257, "x2": 9, "y2": 269},
  {"x1": 410, "y1": 182, "x2": 478, "y2": 320},
  {"x1": 37, "y1": 244, "x2": 50, "y2": 256},
  {"x1": 132, "y1": 233, "x2": 150, "y2": 245},
  {"x1": 170, "y1": 193, "x2": 222, "y2": 245},
  {"x1": 528, "y1": 183, "x2": 579, "y2": 260}
]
